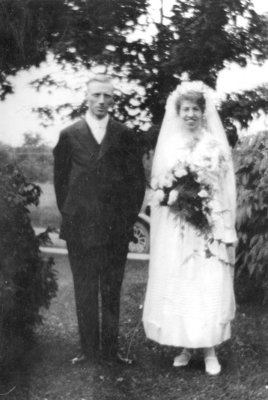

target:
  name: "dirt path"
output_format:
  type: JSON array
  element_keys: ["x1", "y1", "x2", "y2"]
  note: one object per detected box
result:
[{"x1": 1, "y1": 254, "x2": 268, "y2": 400}]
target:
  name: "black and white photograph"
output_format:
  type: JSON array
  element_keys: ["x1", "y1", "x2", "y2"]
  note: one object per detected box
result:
[{"x1": 0, "y1": 0, "x2": 268, "y2": 399}]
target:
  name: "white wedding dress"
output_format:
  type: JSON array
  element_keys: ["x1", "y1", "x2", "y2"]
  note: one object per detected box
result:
[{"x1": 142, "y1": 133, "x2": 237, "y2": 348}]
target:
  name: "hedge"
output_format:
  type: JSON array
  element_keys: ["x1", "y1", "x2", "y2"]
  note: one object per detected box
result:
[
  {"x1": 0, "y1": 156, "x2": 57, "y2": 367},
  {"x1": 235, "y1": 131, "x2": 268, "y2": 303}
]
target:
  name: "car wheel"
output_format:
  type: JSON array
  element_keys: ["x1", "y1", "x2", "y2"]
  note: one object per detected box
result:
[{"x1": 128, "y1": 220, "x2": 150, "y2": 254}]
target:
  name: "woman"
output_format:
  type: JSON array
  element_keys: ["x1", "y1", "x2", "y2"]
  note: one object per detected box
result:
[{"x1": 142, "y1": 81, "x2": 237, "y2": 376}]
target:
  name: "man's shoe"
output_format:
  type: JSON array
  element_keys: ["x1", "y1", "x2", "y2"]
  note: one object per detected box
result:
[
  {"x1": 103, "y1": 352, "x2": 134, "y2": 366},
  {"x1": 115, "y1": 353, "x2": 134, "y2": 365},
  {"x1": 71, "y1": 353, "x2": 88, "y2": 365}
]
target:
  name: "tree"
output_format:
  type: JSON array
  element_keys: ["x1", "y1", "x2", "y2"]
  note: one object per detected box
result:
[
  {"x1": 168, "y1": 0, "x2": 265, "y2": 85},
  {"x1": 14, "y1": 133, "x2": 53, "y2": 182},
  {"x1": 220, "y1": 85, "x2": 268, "y2": 129},
  {"x1": 119, "y1": 0, "x2": 268, "y2": 143},
  {"x1": 38, "y1": 2, "x2": 268, "y2": 145},
  {"x1": 0, "y1": 0, "x2": 267, "y2": 144},
  {"x1": 0, "y1": 0, "x2": 148, "y2": 99}
]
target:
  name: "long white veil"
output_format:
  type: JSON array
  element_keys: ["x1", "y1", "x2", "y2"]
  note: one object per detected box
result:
[{"x1": 151, "y1": 80, "x2": 236, "y2": 231}]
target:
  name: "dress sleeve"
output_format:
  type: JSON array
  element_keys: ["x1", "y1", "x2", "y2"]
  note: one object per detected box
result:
[{"x1": 210, "y1": 143, "x2": 237, "y2": 245}]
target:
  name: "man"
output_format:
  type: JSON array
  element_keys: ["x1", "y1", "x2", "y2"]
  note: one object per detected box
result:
[{"x1": 53, "y1": 74, "x2": 145, "y2": 364}]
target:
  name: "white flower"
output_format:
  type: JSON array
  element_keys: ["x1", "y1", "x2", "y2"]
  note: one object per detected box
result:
[
  {"x1": 192, "y1": 151, "x2": 213, "y2": 170},
  {"x1": 189, "y1": 163, "x2": 199, "y2": 174},
  {"x1": 198, "y1": 189, "x2": 209, "y2": 198},
  {"x1": 155, "y1": 189, "x2": 165, "y2": 203},
  {"x1": 159, "y1": 172, "x2": 174, "y2": 188},
  {"x1": 157, "y1": 174, "x2": 164, "y2": 188},
  {"x1": 167, "y1": 189, "x2": 179, "y2": 206},
  {"x1": 175, "y1": 81, "x2": 207, "y2": 97},
  {"x1": 174, "y1": 165, "x2": 187, "y2": 178},
  {"x1": 151, "y1": 177, "x2": 159, "y2": 190}
]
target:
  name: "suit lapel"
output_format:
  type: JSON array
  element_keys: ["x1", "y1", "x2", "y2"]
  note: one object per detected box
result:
[
  {"x1": 75, "y1": 119, "x2": 100, "y2": 155},
  {"x1": 97, "y1": 119, "x2": 120, "y2": 160}
]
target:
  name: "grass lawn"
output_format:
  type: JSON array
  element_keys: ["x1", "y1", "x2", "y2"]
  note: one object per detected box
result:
[{"x1": 1, "y1": 254, "x2": 268, "y2": 400}]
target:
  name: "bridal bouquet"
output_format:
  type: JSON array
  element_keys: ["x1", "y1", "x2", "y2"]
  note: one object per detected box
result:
[{"x1": 152, "y1": 161, "x2": 214, "y2": 234}]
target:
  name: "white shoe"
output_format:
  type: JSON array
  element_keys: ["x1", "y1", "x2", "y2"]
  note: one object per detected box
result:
[
  {"x1": 204, "y1": 356, "x2": 221, "y2": 376},
  {"x1": 173, "y1": 349, "x2": 191, "y2": 367}
]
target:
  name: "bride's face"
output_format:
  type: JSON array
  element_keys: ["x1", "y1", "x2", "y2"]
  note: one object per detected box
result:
[{"x1": 178, "y1": 99, "x2": 203, "y2": 133}]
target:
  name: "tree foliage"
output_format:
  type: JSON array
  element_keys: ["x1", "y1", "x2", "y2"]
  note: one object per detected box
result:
[
  {"x1": 0, "y1": 0, "x2": 267, "y2": 145},
  {"x1": 0, "y1": 0, "x2": 64, "y2": 99},
  {"x1": 220, "y1": 85, "x2": 268, "y2": 129},
  {"x1": 0, "y1": 0, "x2": 148, "y2": 98},
  {"x1": 235, "y1": 131, "x2": 268, "y2": 302},
  {"x1": 15, "y1": 133, "x2": 53, "y2": 182},
  {"x1": 0, "y1": 133, "x2": 54, "y2": 183},
  {"x1": 168, "y1": 0, "x2": 265, "y2": 85},
  {"x1": 111, "y1": 0, "x2": 267, "y2": 127}
]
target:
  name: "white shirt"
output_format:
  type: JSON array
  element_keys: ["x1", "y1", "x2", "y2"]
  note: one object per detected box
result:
[{"x1": 85, "y1": 111, "x2": 109, "y2": 144}]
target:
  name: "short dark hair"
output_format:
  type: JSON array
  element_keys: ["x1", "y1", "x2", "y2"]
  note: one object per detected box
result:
[
  {"x1": 175, "y1": 91, "x2": 206, "y2": 113},
  {"x1": 87, "y1": 74, "x2": 114, "y2": 88}
]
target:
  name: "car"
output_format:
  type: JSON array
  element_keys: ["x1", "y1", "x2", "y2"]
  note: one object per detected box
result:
[
  {"x1": 128, "y1": 187, "x2": 152, "y2": 254},
  {"x1": 128, "y1": 212, "x2": 150, "y2": 254},
  {"x1": 36, "y1": 212, "x2": 151, "y2": 255},
  {"x1": 36, "y1": 189, "x2": 152, "y2": 255}
]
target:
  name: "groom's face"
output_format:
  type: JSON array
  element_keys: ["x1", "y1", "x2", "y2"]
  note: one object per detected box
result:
[{"x1": 87, "y1": 81, "x2": 114, "y2": 119}]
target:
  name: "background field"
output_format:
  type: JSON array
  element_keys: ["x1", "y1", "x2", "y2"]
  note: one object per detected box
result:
[{"x1": 29, "y1": 182, "x2": 61, "y2": 229}]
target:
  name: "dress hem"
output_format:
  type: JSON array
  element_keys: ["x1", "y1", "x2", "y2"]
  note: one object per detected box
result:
[{"x1": 143, "y1": 320, "x2": 232, "y2": 348}]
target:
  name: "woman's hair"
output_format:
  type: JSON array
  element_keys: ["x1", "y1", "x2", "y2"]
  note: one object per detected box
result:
[{"x1": 175, "y1": 91, "x2": 206, "y2": 113}]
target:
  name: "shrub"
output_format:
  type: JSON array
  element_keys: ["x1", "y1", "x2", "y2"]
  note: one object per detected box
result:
[
  {"x1": 235, "y1": 131, "x2": 268, "y2": 303},
  {"x1": 0, "y1": 160, "x2": 58, "y2": 367}
]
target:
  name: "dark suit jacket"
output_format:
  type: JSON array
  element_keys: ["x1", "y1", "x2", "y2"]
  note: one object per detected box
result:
[{"x1": 53, "y1": 118, "x2": 145, "y2": 248}]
